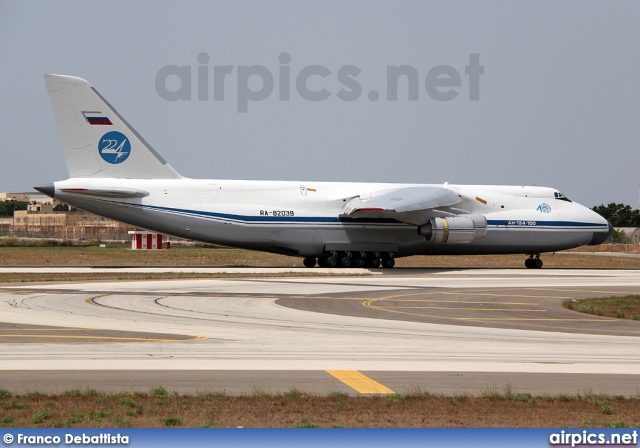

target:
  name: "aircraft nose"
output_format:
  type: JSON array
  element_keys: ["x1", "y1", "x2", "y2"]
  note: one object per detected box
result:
[{"x1": 589, "y1": 220, "x2": 613, "y2": 246}]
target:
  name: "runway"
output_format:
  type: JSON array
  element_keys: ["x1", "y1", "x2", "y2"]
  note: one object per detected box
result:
[{"x1": 0, "y1": 268, "x2": 639, "y2": 396}]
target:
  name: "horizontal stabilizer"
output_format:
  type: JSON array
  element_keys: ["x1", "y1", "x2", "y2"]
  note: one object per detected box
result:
[
  {"x1": 58, "y1": 187, "x2": 150, "y2": 198},
  {"x1": 34, "y1": 183, "x2": 149, "y2": 199}
]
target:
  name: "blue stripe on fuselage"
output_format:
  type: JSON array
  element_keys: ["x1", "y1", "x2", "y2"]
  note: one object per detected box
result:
[
  {"x1": 110, "y1": 201, "x2": 402, "y2": 224},
  {"x1": 487, "y1": 220, "x2": 608, "y2": 228},
  {"x1": 95, "y1": 200, "x2": 609, "y2": 229}
]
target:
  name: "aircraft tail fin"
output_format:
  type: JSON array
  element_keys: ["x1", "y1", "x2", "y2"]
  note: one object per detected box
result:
[{"x1": 44, "y1": 74, "x2": 182, "y2": 179}]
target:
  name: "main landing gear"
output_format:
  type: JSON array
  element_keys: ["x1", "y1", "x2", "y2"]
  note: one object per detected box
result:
[
  {"x1": 524, "y1": 254, "x2": 543, "y2": 269},
  {"x1": 305, "y1": 251, "x2": 395, "y2": 269}
]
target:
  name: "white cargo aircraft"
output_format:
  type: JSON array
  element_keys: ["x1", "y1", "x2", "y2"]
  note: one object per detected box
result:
[{"x1": 36, "y1": 75, "x2": 612, "y2": 269}]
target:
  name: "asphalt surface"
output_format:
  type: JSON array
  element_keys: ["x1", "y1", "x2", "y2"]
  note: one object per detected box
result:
[{"x1": 0, "y1": 268, "x2": 639, "y2": 396}]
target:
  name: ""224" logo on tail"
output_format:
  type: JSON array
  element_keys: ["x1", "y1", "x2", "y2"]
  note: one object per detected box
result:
[{"x1": 99, "y1": 131, "x2": 131, "y2": 164}]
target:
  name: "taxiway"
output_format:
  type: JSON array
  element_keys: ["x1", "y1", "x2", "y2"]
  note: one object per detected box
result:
[{"x1": 0, "y1": 268, "x2": 639, "y2": 396}]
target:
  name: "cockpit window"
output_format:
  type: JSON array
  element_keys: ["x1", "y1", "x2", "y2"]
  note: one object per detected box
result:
[{"x1": 553, "y1": 192, "x2": 572, "y2": 202}]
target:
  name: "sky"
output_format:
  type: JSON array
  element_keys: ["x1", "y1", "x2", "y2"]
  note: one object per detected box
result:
[{"x1": 1, "y1": 1, "x2": 639, "y2": 208}]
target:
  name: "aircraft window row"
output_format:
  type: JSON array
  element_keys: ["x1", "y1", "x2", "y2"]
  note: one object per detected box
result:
[{"x1": 553, "y1": 192, "x2": 572, "y2": 202}]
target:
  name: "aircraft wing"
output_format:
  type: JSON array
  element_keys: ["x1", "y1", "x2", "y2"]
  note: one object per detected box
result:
[{"x1": 341, "y1": 186, "x2": 462, "y2": 226}]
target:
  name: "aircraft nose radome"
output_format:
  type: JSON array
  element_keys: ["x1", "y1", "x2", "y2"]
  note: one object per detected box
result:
[
  {"x1": 34, "y1": 183, "x2": 55, "y2": 198},
  {"x1": 589, "y1": 221, "x2": 613, "y2": 246}
]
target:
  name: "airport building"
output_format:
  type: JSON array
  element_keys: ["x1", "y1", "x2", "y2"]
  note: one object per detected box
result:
[
  {"x1": 616, "y1": 227, "x2": 640, "y2": 244},
  {"x1": 11, "y1": 208, "x2": 135, "y2": 241},
  {"x1": 0, "y1": 191, "x2": 61, "y2": 206},
  {"x1": 0, "y1": 192, "x2": 31, "y2": 202},
  {"x1": 0, "y1": 191, "x2": 173, "y2": 248},
  {"x1": 1, "y1": 191, "x2": 136, "y2": 241}
]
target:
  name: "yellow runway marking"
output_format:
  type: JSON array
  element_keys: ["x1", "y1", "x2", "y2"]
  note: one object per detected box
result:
[
  {"x1": 525, "y1": 288, "x2": 637, "y2": 294},
  {"x1": 354, "y1": 289, "x2": 576, "y2": 302},
  {"x1": 327, "y1": 370, "x2": 394, "y2": 394},
  {"x1": 85, "y1": 296, "x2": 106, "y2": 305},
  {"x1": 440, "y1": 292, "x2": 574, "y2": 299},
  {"x1": 359, "y1": 286, "x2": 628, "y2": 318},
  {"x1": 375, "y1": 299, "x2": 539, "y2": 305},
  {"x1": 361, "y1": 296, "x2": 601, "y2": 322},
  {"x1": 381, "y1": 306, "x2": 547, "y2": 312},
  {"x1": 457, "y1": 317, "x2": 613, "y2": 322},
  {"x1": 363, "y1": 300, "x2": 603, "y2": 321}
]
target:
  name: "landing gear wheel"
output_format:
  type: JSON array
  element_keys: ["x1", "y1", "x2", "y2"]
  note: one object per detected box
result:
[
  {"x1": 340, "y1": 256, "x2": 352, "y2": 267},
  {"x1": 303, "y1": 257, "x2": 316, "y2": 268},
  {"x1": 326, "y1": 257, "x2": 339, "y2": 268},
  {"x1": 367, "y1": 258, "x2": 381, "y2": 268},
  {"x1": 354, "y1": 257, "x2": 367, "y2": 268},
  {"x1": 524, "y1": 256, "x2": 543, "y2": 269},
  {"x1": 318, "y1": 257, "x2": 328, "y2": 267},
  {"x1": 382, "y1": 258, "x2": 395, "y2": 269}
]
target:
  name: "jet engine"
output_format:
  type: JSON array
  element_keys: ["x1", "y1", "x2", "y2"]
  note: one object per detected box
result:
[{"x1": 417, "y1": 215, "x2": 487, "y2": 243}]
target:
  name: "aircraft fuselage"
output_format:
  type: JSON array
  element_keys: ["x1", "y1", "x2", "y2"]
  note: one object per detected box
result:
[{"x1": 48, "y1": 178, "x2": 610, "y2": 258}]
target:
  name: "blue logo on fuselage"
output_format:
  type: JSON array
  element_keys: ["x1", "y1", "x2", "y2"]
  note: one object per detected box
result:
[
  {"x1": 536, "y1": 203, "x2": 552, "y2": 213},
  {"x1": 98, "y1": 131, "x2": 131, "y2": 164}
]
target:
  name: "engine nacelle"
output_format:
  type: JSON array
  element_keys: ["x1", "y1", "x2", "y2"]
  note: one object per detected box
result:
[{"x1": 417, "y1": 215, "x2": 487, "y2": 243}]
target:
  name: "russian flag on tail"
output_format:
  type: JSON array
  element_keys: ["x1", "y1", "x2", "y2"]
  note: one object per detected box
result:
[{"x1": 82, "y1": 110, "x2": 113, "y2": 125}]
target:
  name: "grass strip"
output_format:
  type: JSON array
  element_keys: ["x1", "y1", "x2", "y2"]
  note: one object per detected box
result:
[
  {"x1": 2, "y1": 247, "x2": 640, "y2": 270},
  {"x1": 564, "y1": 295, "x2": 640, "y2": 320},
  {"x1": 1, "y1": 387, "x2": 638, "y2": 428}
]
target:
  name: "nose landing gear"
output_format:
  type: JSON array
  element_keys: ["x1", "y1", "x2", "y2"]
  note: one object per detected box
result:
[{"x1": 524, "y1": 254, "x2": 543, "y2": 269}]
